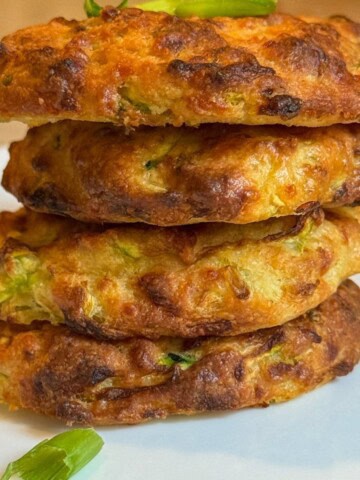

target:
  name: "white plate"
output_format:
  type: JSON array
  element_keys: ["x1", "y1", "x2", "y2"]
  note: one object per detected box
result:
[{"x1": 0, "y1": 145, "x2": 359, "y2": 479}]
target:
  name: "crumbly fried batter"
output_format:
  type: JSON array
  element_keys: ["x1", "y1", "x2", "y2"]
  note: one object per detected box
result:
[
  {"x1": 0, "y1": 9, "x2": 359, "y2": 127},
  {"x1": 4, "y1": 122, "x2": 360, "y2": 226},
  {"x1": 0, "y1": 281, "x2": 359, "y2": 425},
  {"x1": 0, "y1": 208, "x2": 360, "y2": 339},
  {"x1": 0, "y1": 209, "x2": 95, "y2": 250}
]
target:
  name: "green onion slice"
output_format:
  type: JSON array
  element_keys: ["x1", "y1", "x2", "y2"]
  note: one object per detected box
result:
[
  {"x1": 1, "y1": 429, "x2": 104, "y2": 480},
  {"x1": 84, "y1": 0, "x2": 277, "y2": 18},
  {"x1": 175, "y1": 0, "x2": 278, "y2": 18},
  {"x1": 84, "y1": 0, "x2": 128, "y2": 17},
  {"x1": 137, "y1": 0, "x2": 178, "y2": 15}
]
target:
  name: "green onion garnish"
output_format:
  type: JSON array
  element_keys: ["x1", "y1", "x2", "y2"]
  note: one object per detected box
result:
[
  {"x1": 84, "y1": 0, "x2": 277, "y2": 18},
  {"x1": 175, "y1": 0, "x2": 278, "y2": 18},
  {"x1": 1, "y1": 429, "x2": 104, "y2": 480},
  {"x1": 136, "y1": 0, "x2": 178, "y2": 15},
  {"x1": 160, "y1": 351, "x2": 197, "y2": 369},
  {"x1": 84, "y1": 0, "x2": 128, "y2": 17}
]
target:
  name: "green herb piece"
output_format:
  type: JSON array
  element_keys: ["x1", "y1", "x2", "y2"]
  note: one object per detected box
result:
[
  {"x1": 84, "y1": 0, "x2": 128, "y2": 18},
  {"x1": 175, "y1": 0, "x2": 278, "y2": 18},
  {"x1": 145, "y1": 158, "x2": 163, "y2": 170},
  {"x1": 84, "y1": 0, "x2": 277, "y2": 18},
  {"x1": 160, "y1": 352, "x2": 197, "y2": 369},
  {"x1": 113, "y1": 241, "x2": 141, "y2": 258},
  {"x1": 1, "y1": 75, "x2": 13, "y2": 87},
  {"x1": 84, "y1": 0, "x2": 102, "y2": 17},
  {"x1": 1, "y1": 429, "x2": 104, "y2": 480},
  {"x1": 284, "y1": 217, "x2": 314, "y2": 254},
  {"x1": 53, "y1": 134, "x2": 62, "y2": 150},
  {"x1": 137, "y1": 0, "x2": 178, "y2": 14},
  {"x1": 119, "y1": 87, "x2": 152, "y2": 114}
]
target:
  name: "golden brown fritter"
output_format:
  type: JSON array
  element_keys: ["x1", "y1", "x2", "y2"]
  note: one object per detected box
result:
[
  {"x1": 1, "y1": 207, "x2": 360, "y2": 339},
  {"x1": 0, "y1": 9, "x2": 359, "y2": 127},
  {"x1": 0, "y1": 280, "x2": 359, "y2": 425},
  {"x1": 0, "y1": 209, "x2": 96, "y2": 250},
  {"x1": 4, "y1": 122, "x2": 360, "y2": 226}
]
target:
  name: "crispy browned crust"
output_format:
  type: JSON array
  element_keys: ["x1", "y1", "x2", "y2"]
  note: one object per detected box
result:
[
  {"x1": 0, "y1": 208, "x2": 360, "y2": 339},
  {"x1": 0, "y1": 9, "x2": 359, "y2": 126},
  {"x1": 0, "y1": 280, "x2": 359, "y2": 425},
  {"x1": 4, "y1": 122, "x2": 360, "y2": 226}
]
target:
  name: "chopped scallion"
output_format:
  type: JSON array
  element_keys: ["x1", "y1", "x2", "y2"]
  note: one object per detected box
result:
[
  {"x1": 84, "y1": 0, "x2": 128, "y2": 18},
  {"x1": 84, "y1": 0, "x2": 277, "y2": 18},
  {"x1": 175, "y1": 0, "x2": 278, "y2": 18},
  {"x1": 1, "y1": 429, "x2": 104, "y2": 480}
]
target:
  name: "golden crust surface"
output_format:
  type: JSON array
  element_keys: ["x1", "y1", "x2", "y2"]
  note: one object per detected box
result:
[
  {"x1": 0, "y1": 208, "x2": 360, "y2": 339},
  {"x1": 0, "y1": 280, "x2": 359, "y2": 425},
  {"x1": 0, "y1": 9, "x2": 360, "y2": 126},
  {"x1": 4, "y1": 122, "x2": 360, "y2": 226}
]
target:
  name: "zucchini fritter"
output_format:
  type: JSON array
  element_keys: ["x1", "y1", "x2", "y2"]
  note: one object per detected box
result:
[
  {"x1": 0, "y1": 280, "x2": 359, "y2": 425},
  {"x1": 0, "y1": 9, "x2": 359, "y2": 127},
  {"x1": 4, "y1": 122, "x2": 360, "y2": 226},
  {"x1": 0, "y1": 208, "x2": 360, "y2": 339}
]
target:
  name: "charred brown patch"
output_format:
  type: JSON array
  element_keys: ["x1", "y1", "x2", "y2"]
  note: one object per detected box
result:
[
  {"x1": 301, "y1": 328, "x2": 322, "y2": 344},
  {"x1": 333, "y1": 184, "x2": 348, "y2": 203},
  {"x1": 48, "y1": 55, "x2": 87, "y2": 111},
  {"x1": 139, "y1": 273, "x2": 180, "y2": 315},
  {"x1": 316, "y1": 247, "x2": 333, "y2": 274},
  {"x1": 142, "y1": 409, "x2": 166, "y2": 419},
  {"x1": 63, "y1": 315, "x2": 122, "y2": 341},
  {"x1": 182, "y1": 338, "x2": 206, "y2": 350},
  {"x1": 265, "y1": 210, "x2": 317, "y2": 242},
  {"x1": 0, "y1": 42, "x2": 9, "y2": 69},
  {"x1": 98, "y1": 387, "x2": 142, "y2": 401},
  {"x1": 130, "y1": 339, "x2": 166, "y2": 373},
  {"x1": 255, "y1": 385, "x2": 264, "y2": 399},
  {"x1": 208, "y1": 61, "x2": 275, "y2": 86},
  {"x1": 26, "y1": 185, "x2": 69, "y2": 214},
  {"x1": 23, "y1": 348, "x2": 36, "y2": 361},
  {"x1": 327, "y1": 342, "x2": 339, "y2": 362},
  {"x1": 101, "y1": 6, "x2": 120, "y2": 22},
  {"x1": 332, "y1": 361, "x2": 354, "y2": 376},
  {"x1": 36, "y1": 46, "x2": 56, "y2": 58},
  {"x1": 167, "y1": 59, "x2": 212, "y2": 78},
  {"x1": 259, "y1": 95, "x2": 302, "y2": 119},
  {"x1": 295, "y1": 201, "x2": 320, "y2": 215},
  {"x1": 167, "y1": 55, "x2": 274, "y2": 87},
  {"x1": 234, "y1": 361, "x2": 245, "y2": 381},
  {"x1": 56, "y1": 401, "x2": 92, "y2": 424},
  {"x1": 294, "y1": 281, "x2": 319, "y2": 297},
  {"x1": 195, "y1": 392, "x2": 235, "y2": 411},
  {"x1": 154, "y1": 16, "x2": 226, "y2": 55},
  {"x1": 260, "y1": 330, "x2": 285, "y2": 354},
  {"x1": 90, "y1": 365, "x2": 114, "y2": 384},
  {"x1": 0, "y1": 42, "x2": 9, "y2": 58},
  {"x1": 265, "y1": 35, "x2": 328, "y2": 74},
  {"x1": 157, "y1": 32, "x2": 187, "y2": 53},
  {"x1": 185, "y1": 174, "x2": 254, "y2": 221},
  {"x1": 197, "y1": 367, "x2": 219, "y2": 383},
  {"x1": 32, "y1": 359, "x2": 114, "y2": 398},
  {"x1": 188, "y1": 320, "x2": 233, "y2": 336},
  {"x1": 268, "y1": 362, "x2": 295, "y2": 379},
  {"x1": 31, "y1": 155, "x2": 50, "y2": 172}
]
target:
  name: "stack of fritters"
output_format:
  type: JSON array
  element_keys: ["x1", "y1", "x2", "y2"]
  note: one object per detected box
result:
[{"x1": 0, "y1": 7, "x2": 359, "y2": 425}]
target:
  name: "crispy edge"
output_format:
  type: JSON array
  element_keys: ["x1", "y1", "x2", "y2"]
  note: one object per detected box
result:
[
  {"x1": 3, "y1": 122, "x2": 360, "y2": 226},
  {"x1": 0, "y1": 280, "x2": 359, "y2": 425},
  {"x1": 0, "y1": 11, "x2": 359, "y2": 126},
  {"x1": 0, "y1": 208, "x2": 360, "y2": 339}
]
